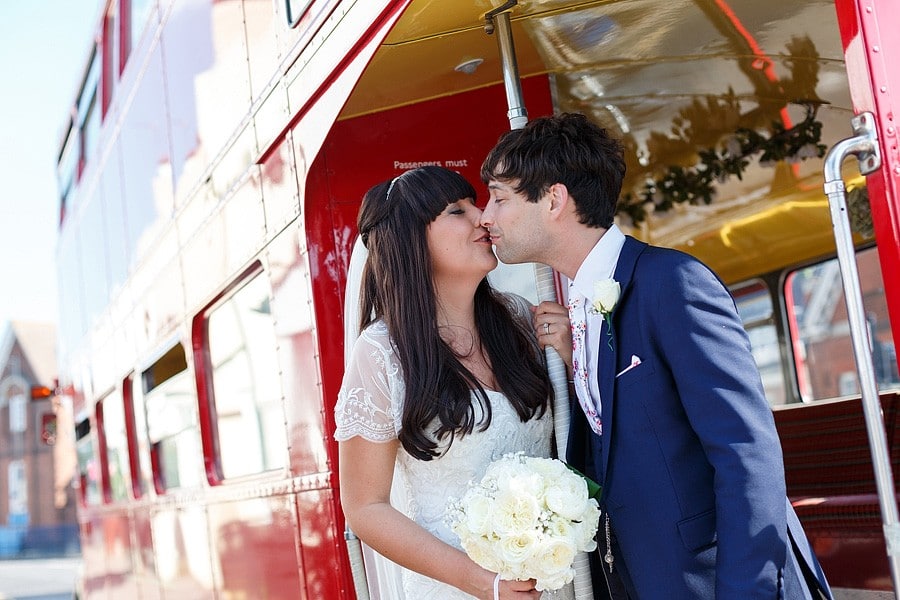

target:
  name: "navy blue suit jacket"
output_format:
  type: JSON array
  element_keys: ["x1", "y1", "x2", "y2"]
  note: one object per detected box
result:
[{"x1": 566, "y1": 236, "x2": 832, "y2": 599}]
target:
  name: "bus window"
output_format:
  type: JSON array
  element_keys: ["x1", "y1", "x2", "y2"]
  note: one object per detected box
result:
[
  {"x1": 99, "y1": 389, "x2": 130, "y2": 502},
  {"x1": 732, "y1": 279, "x2": 787, "y2": 406},
  {"x1": 78, "y1": 53, "x2": 101, "y2": 173},
  {"x1": 785, "y1": 247, "x2": 900, "y2": 401},
  {"x1": 202, "y1": 272, "x2": 287, "y2": 480},
  {"x1": 75, "y1": 417, "x2": 101, "y2": 506},
  {"x1": 123, "y1": 374, "x2": 146, "y2": 499},
  {"x1": 56, "y1": 124, "x2": 79, "y2": 221},
  {"x1": 124, "y1": 0, "x2": 155, "y2": 60},
  {"x1": 142, "y1": 344, "x2": 202, "y2": 492},
  {"x1": 101, "y1": 5, "x2": 117, "y2": 116},
  {"x1": 285, "y1": 0, "x2": 314, "y2": 27}
]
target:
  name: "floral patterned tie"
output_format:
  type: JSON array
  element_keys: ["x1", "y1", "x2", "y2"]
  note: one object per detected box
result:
[{"x1": 568, "y1": 282, "x2": 603, "y2": 435}]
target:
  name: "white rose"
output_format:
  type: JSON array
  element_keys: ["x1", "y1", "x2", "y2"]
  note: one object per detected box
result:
[
  {"x1": 493, "y1": 489, "x2": 541, "y2": 536},
  {"x1": 544, "y1": 473, "x2": 589, "y2": 521},
  {"x1": 494, "y1": 460, "x2": 545, "y2": 498},
  {"x1": 545, "y1": 514, "x2": 574, "y2": 539},
  {"x1": 592, "y1": 279, "x2": 620, "y2": 315},
  {"x1": 574, "y1": 501, "x2": 601, "y2": 552},
  {"x1": 497, "y1": 530, "x2": 538, "y2": 570},
  {"x1": 524, "y1": 456, "x2": 568, "y2": 481},
  {"x1": 465, "y1": 535, "x2": 505, "y2": 573},
  {"x1": 485, "y1": 453, "x2": 525, "y2": 481},
  {"x1": 461, "y1": 492, "x2": 494, "y2": 536},
  {"x1": 524, "y1": 537, "x2": 577, "y2": 590}
]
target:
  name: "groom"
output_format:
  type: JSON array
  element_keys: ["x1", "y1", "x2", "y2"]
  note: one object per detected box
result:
[{"x1": 479, "y1": 113, "x2": 833, "y2": 599}]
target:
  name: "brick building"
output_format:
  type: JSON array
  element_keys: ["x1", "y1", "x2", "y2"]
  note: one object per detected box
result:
[{"x1": 0, "y1": 320, "x2": 78, "y2": 557}]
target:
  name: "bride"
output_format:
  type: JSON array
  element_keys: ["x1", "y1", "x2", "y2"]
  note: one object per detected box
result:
[{"x1": 335, "y1": 166, "x2": 575, "y2": 600}]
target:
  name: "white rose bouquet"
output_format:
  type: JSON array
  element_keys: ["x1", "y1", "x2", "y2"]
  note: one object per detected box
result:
[{"x1": 446, "y1": 452, "x2": 601, "y2": 591}]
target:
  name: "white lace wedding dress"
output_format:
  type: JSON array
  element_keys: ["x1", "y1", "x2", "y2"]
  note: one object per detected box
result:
[{"x1": 335, "y1": 319, "x2": 575, "y2": 600}]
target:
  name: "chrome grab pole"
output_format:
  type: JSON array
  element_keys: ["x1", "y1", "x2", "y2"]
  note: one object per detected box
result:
[
  {"x1": 485, "y1": 2, "x2": 528, "y2": 131},
  {"x1": 823, "y1": 111, "x2": 900, "y2": 594},
  {"x1": 344, "y1": 239, "x2": 372, "y2": 600},
  {"x1": 345, "y1": 528, "x2": 371, "y2": 600},
  {"x1": 486, "y1": 4, "x2": 593, "y2": 598}
]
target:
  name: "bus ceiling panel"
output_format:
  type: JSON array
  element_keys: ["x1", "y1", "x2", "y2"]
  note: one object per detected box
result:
[
  {"x1": 340, "y1": 17, "x2": 545, "y2": 119},
  {"x1": 349, "y1": 0, "x2": 846, "y2": 116},
  {"x1": 341, "y1": 0, "x2": 857, "y2": 277}
]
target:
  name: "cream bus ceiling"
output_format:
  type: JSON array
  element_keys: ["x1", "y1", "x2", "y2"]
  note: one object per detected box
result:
[{"x1": 341, "y1": 0, "x2": 856, "y2": 283}]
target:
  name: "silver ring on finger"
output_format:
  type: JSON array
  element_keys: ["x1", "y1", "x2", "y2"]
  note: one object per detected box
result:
[{"x1": 544, "y1": 322, "x2": 551, "y2": 335}]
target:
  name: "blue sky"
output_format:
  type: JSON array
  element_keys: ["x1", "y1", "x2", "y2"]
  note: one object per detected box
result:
[{"x1": 0, "y1": 3, "x2": 99, "y2": 326}]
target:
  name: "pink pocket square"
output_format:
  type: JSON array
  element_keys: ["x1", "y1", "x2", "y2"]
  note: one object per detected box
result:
[{"x1": 616, "y1": 355, "x2": 642, "y2": 378}]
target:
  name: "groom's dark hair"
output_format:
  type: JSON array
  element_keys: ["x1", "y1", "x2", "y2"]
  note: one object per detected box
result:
[{"x1": 481, "y1": 112, "x2": 625, "y2": 229}]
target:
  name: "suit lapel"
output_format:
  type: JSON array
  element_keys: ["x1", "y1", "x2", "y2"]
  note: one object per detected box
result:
[{"x1": 597, "y1": 236, "x2": 647, "y2": 480}]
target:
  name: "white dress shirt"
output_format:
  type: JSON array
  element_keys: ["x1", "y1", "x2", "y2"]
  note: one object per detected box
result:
[{"x1": 569, "y1": 224, "x2": 625, "y2": 430}]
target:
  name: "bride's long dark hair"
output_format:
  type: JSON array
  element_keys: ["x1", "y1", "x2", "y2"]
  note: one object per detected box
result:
[{"x1": 357, "y1": 166, "x2": 550, "y2": 460}]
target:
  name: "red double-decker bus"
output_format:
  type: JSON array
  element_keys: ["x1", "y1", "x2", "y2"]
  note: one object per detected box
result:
[{"x1": 52, "y1": 0, "x2": 900, "y2": 597}]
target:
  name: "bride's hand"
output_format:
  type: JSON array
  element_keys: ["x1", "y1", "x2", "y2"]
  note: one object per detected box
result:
[
  {"x1": 533, "y1": 301, "x2": 573, "y2": 370},
  {"x1": 497, "y1": 577, "x2": 542, "y2": 599}
]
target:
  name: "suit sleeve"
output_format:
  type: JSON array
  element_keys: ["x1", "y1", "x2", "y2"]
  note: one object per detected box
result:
[{"x1": 648, "y1": 253, "x2": 788, "y2": 596}]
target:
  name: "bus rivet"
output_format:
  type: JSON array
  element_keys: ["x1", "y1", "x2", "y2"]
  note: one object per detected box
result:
[{"x1": 873, "y1": 46, "x2": 880, "y2": 53}]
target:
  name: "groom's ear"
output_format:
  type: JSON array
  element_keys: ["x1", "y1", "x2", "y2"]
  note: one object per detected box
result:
[{"x1": 546, "y1": 183, "x2": 571, "y2": 220}]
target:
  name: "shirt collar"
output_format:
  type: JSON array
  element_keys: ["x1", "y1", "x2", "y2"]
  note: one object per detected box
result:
[{"x1": 571, "y1": 224, "x2": 625, "y2": 300}]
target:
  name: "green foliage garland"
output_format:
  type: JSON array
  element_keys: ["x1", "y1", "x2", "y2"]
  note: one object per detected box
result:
[{"x1": 617, "y1": 103, "x2": 827, "y2": 226}]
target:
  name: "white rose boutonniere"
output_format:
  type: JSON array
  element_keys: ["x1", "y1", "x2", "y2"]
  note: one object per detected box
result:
[{"x1": 590, "y1": 279, "x2": 620, "y2": 348}]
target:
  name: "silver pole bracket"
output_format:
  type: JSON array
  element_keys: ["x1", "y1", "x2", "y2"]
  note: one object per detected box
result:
[
  {"x1": 825, "y1": 111, "x2": 881, "y2": 179},
  {"x1": 484, "y1": 0, "x2": 518, "y2": 35}
]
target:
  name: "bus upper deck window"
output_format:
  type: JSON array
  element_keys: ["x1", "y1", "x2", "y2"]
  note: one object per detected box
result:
[{"x1": 125, "y1": 0, "x2": 155, "y2": 60}]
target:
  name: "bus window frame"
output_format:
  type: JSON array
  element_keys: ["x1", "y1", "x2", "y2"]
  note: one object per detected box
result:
[
  {"x1": 94, "y1": 390, "x2": 114, "y2": 504},
  {"x1": 140, "y1": 340, "x2": 201, "y2": 494},
  {"x1": 191, "y1": 261, "x2": 288, "y2": 485},
  {"x1": 121, "y1": 373, "x2": 144, "y2": 499},
  {"x1": 730, "y1": 276, "x2": 791, "y2": 406},
  {"x1": 781, "y1": 243, "x2": 900, "y2": 403},
  {"x1": 100, "y1": 3, "x2": 116, "y2": 118},
  {"x1": 74, "y1": 415, "x2": 100, "y2": 508},
  {"x1": 285, "y1": 0, "x2": 315, "y2": 28}
]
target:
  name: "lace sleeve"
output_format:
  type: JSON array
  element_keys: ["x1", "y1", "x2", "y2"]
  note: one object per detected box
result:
[{"x1": 334, "y1": 324, "x2": 404, "y2": 442}]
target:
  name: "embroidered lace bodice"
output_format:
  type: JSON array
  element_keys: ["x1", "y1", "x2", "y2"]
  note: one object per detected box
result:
[{"x1": 335, "y1": 318, "x2": 556, "y2": 599}]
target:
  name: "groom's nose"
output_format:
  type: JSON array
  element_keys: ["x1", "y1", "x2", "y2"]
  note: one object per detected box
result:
[{"x1": 480, "y1": 200, "x2": 496, "y2": 228}]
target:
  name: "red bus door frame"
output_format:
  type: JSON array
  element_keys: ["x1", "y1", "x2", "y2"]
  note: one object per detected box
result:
[
  {"x1": 835, "y1": 0, "x2": 900, "y2": 366},
  {"x1": 834, "y1": 0, "x2": 900, "y2": 588}
]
